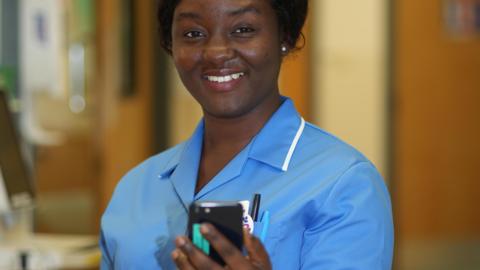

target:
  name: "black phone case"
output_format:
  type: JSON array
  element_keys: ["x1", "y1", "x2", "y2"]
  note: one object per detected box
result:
[{"x1": 188, "y1": 201, "x2": 244, "y2": 266}]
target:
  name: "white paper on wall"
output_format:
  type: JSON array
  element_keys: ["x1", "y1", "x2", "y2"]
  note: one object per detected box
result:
[
  {"x1": 19, "y1": 0, "x2": 66, "y2": 145},
  {"x1": 20, "y1": 0, "x2": 66, "y2": 98}
]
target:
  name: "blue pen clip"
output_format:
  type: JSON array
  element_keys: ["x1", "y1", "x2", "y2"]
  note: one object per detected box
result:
[{"x1": 260, "y1": 211, "x2": 270, "y2": 242}]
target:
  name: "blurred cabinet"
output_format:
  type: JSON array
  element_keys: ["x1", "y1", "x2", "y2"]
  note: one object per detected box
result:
[
  {"x1": 17, "y1": 0, "x2": 98, "y2": 234},
  {"x1": 2, "y1": 0, "x2": 163, "y2": 236},
  {"x1": 97, "y1": 0, "x2": 158, "y2": 210},
  {"x1": 393, "y1": 0, "x2": 480, "y2": 269},
  {"x1": 31, "y1": 0, "x2": 161, "y2": 233}
]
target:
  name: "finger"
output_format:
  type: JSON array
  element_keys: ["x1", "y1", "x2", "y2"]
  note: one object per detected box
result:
[
  {"x1": 242, "y1": 228, "x2": 253, "y2": 261},
  {"x1": 243, "y1": 228, "x2": 272, "y2": 269},
  {"x1": 200, "y1": 223, "x2": 250, "y2": 268},
  {"x1": 171, "y1": 249, "x2": 195, "y2": 270},
  {"x1": 175, "y1": 236, "x2": 223, "y2": 270},
  {"x1": 243, "y1": 227, "x2": 253, "y2": 254}
]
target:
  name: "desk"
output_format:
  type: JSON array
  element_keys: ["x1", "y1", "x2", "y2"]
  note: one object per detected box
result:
[{"x1": 0, "y1": 233, "x2": 100, "y2": 269}]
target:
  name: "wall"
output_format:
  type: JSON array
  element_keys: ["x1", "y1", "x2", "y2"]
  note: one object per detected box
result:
[
  {"x1": 167, "y1": 61, "x2": 202, "y2": 146},
  {"x1": 311, "y1": 0, "x2": 389, "y2": 177}
]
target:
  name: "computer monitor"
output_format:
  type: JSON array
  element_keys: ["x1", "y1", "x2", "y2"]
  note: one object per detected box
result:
[{"x1": 0, "y1": 90, "x2": 34, "y2": 214}]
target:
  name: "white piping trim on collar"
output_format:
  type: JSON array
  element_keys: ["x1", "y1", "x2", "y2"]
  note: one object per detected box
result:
[{"x1": 281, "y1": 117, "x2": 305, "y2": 171}]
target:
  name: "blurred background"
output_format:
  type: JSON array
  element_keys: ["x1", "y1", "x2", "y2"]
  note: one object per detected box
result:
[{"x1": 0, "y1": 0, "x2": 479, "y2": 269}]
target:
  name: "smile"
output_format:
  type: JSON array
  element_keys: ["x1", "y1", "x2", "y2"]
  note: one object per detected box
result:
[{"x1": 205, "y1": 72, "x2": 245, "y2": 83}]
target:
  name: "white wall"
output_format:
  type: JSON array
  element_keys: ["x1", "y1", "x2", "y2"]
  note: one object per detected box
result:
[{"x1": 311, "y1": 0, "x2": 389, "y2": 178}]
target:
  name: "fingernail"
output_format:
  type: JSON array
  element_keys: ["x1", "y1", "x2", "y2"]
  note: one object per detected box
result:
[
  {"x1": 200, "y1": 224, "x2": 210, "y2": 235},
  {"x1": 171, "y1": 250, "x2": 179, "y2": 260},
  {"x1": 178, "y1": 237, "x2": 193, "y2": 253},
  {"x1": 176, "y1": 237, "x2": 186, "y2": 247}
]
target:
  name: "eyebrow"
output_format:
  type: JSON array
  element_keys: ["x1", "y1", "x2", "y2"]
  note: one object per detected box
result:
[
  {"x1": 175, "y1": 11, "x2": 202, "y2": 21},
  {"x1": 175, "y1": 5, "x2": 261, "y2": 22},
  {"x1": 228, "y1": 6, "x2": 261, "y2": 17}
]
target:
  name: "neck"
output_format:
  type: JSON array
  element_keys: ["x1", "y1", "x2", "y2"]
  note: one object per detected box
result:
[
  {"x1": 194, "y1": 93, "x2": 282, "y2": 193},
  {"x1": 203, "y1": 96, "x2": 282, "y2": 151}
]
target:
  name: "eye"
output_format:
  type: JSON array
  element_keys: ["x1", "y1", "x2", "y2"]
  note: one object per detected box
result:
[
  {"x1": 184, "y1": 30, "x2": 205, "y2": 39},
  {"x1": 232, "y1": 27, "x2": 256, "y2": 35}
]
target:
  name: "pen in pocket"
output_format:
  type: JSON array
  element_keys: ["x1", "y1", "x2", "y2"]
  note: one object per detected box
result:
[
  {"x1": 250, "y1": 193, "x2": 261, "y2": 222},
  {"x1": 260, "y1": 211, "x2": 270, "y2": 242}
]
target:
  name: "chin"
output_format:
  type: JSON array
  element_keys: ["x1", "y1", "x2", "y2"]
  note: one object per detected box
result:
[{"x1": 203, "y1": 104, "x2": 251, "y2": 119}]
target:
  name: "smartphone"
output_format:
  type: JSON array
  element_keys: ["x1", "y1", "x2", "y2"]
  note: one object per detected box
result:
[{"x1": 188, "y1": 201, "x2": 244, "y2": 266}]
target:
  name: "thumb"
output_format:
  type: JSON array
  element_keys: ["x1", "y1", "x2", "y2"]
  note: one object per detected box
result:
[{"x1": 243, "y1": 228, "x2": 271, "y2": 269}]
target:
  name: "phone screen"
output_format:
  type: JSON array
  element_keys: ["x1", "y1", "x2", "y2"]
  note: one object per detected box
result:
[{"x1": 188, "y1": 201, "x2": 244, "y2": 265}]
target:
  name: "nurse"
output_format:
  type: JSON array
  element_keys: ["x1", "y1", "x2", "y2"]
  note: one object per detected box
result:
[{"x1": 100, "y1": 0, "x2": 394, "y2": 269}]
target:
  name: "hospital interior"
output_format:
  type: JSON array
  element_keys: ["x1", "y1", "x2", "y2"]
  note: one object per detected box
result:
[{"x1": 0, "y1": 0, "x2": 479, "y2": 269}]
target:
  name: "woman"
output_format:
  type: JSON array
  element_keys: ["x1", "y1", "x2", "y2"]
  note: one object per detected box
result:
[{"x1": 100, "y1": 0, "x2": 394, "y2": 269}]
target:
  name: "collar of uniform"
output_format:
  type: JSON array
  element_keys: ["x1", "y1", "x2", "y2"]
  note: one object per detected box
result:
[
  {"x1": 248, "y1": 97, "x2": 304, "y2": 172},
  {"x1": 157, "y1": 120, "x2": 204, "y2": 210},
  {"x1": 158, "y1": 97, "x2": 304, "y2": 179},
  {"x1": 158, "y1": 97, "x2": 303, "y2": 206},
  {"x1": 157, "y1": 148, "x2": 183, "y2": 180},
  {"x1": 157, "y1": 120, "x2": 204, "y2": 180},
  {"x1": 158, "y1": 118, "x2": 252, "y2": 204}
]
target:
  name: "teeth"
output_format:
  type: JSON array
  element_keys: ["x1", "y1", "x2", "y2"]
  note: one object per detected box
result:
[{"x1": 206, "y1": 73, "x2": 244, "y2": 83}]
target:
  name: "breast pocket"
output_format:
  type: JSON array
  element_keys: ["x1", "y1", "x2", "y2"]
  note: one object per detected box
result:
[{"x1": 252, "y1": 213, "x2": 285, "y2": 258}]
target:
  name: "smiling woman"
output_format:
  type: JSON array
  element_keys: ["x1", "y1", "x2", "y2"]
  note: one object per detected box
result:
[{"x1": 99, "y1": 0, "x2": 394, "y2": 269}]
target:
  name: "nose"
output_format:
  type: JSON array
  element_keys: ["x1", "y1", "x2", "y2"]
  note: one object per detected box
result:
[{"x1": 202, "y1": 35, "x2": 235, "y2": 65}]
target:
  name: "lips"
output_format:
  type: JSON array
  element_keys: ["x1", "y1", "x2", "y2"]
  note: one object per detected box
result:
[
  {"x1": 202, "y1": 70, "x2": 246, "y2": 92},
  {"x1": 205, "y1": 72, "x2": 245, "y2": 83}
]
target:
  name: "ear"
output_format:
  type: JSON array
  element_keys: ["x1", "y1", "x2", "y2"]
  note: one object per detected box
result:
[
  {"x1": 279, "y1": 31, "x2": 289, "y2": 56},
  {"x1": 281, "y1": 43, "x2": 289, "y2": 56}
]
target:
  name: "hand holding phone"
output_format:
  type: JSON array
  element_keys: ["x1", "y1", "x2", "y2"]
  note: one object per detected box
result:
[
  {"x1": 174, "y1": 203, "x2": 272, "y2": 270},
  {"x1": 187, "y1": 201, "x2": 244, "y2": 266}
]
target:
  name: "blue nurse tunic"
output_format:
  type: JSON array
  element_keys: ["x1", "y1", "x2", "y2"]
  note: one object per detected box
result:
[{"x1": 100, "y1": 97, "x2": 394, "y2": 269}]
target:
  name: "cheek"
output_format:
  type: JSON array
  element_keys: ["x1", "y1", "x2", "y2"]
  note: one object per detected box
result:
[
  {"x1": 173, "y1": 47, "x2": 201, "y2": 73},
  {"x1": 241, "y1": 43, "x2": 281, "y2": 71}
]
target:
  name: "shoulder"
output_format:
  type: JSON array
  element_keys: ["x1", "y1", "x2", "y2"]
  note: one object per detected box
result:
[
  {"x1": 107, "y1": 142, "x2": 186, "y2": 203},
  {"x1": 295, "y1": 121, "x2": 371, "y2": 169},
  {"x1": 126, "y1": 142, "x2": 184, "y2": 180},
  {"x1": 288, "y1": 120, "x2": 389, "y2": 202},
  {"x1": 294, "y1": 124, "x2": 392, "y2": 235}
]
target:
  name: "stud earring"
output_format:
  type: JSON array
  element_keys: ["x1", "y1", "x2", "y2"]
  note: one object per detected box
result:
[{"x1": 281, "y1": 45, "x2": 288, "y2": 53}]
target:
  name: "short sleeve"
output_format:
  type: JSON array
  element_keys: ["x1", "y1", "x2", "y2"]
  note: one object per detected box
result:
[
  {"x1": 99, "y1": 229, "x2": 113, "y2": 270},
  {"x1": 300, "y1": 162, "x2": 394, "y2": 269}
]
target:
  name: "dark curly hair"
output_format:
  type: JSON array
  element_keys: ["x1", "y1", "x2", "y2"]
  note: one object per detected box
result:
[{"x1": 157, "y1": 0, "x2": 309, "y2": 54}]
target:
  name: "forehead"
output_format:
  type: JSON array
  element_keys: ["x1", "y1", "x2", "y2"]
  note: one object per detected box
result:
[{"x1": 174, "y1": 0, "x2": 274, "y2": 21}]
